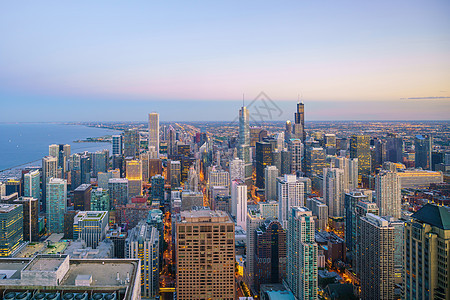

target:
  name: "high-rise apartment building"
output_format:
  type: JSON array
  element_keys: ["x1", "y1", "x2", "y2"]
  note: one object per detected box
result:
[
  {"x1": 246, "y1": 210, "x2": 264, "y2": 290},
  {"x1": 360, "y1": 213, "x2": 395, "y2": 300},
  {"x1": 331, "y1": 156, "x2": 358, "y2": 190},
  {"x1": 24, "y1": 170, "x2": 40, "y2": 200},
  {"x1": 46, "y1": 178, "x2": 67, "y2": 233},
  {"x1": 375, "y1": 170, "x2": 401, "y2": 219},
  {"x1": 287, "y1": 207, "x2": 318, "y2": 300},
  {"x1": 277, "y1": 174, "x2": 304, "y2": 228},
  {"x1": 148, "y1": 113, "x2": 160, "y2": 157},
  {"x1": 73, "y1": 211, "x2": 109, "y2": 249},
  {"x1": 0, "y1": 204, "x2": 23, "y2": 256},
  {"x1": 123, "y1": 128, "x2": 140, "y2": 158},
  {"x1": 229, "y1": 157, "x2": 245, "y2": 181},
  {"x1": 305, "y1": 197, "x2": 328, "y2": 232},
  {"x1": 344, "y1": 191, "x2": 368, "y2": 252},
  {"x1": 231, "y1": 179, "x2": 247, "y2": 230},
  {"x1": 403, "y1": 204, "x2": 450, "y2": 300},
  {"x1": 350, "y1": 135, "x2": 371, "y2": 178},
  {"x1": 108, "y1": 178, "x2": 128, "y2": 208},
  {"x1": 112, "y1": 134, "x2": 123, "y2": 156},
  {"x1": 259, "y1": 201, "x2": 278, "y2": 219},
  {"x1": 151, "y1": 175, "x2": 165, "y2": 206},
  {"x1": 176, "y1": 210, "x2": 235, "y2": 300},
  {"x1": 42, "y1": 155, "x2": 58, "y2": 211},
  {"x1": 323, "y1": 168, "x2": 345, "y2": 218},
  {"x1": 208, "y1": 169, "x2": 230, "y2": 190},
  {"x1": 126, "y1": 221, "x2": 159, "y2": 298},
  {"x1": 92, "y1": 149, "x2": 109, "y2": 177},
  {"x1": 91, "y1": 188, "x2": 110, "y2": 211},
  {"x1": 289, "y1": 139, "x2": 303, "y2": 174},
  {"x1": 304, "y1": 147, "x2": 327, "y2": 176}
]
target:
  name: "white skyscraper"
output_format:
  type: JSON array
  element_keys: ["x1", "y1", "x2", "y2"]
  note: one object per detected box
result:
[
  {"x1": 289, "y1": 139, "x2": 304, "y2": 174},
  {"x1": 287, "y1": 207, "x2": 318, "y2": 300},
  {"x1": 331, "y1": 156, "x2": 358, "y2": 191},
  {"x1": 231, "y1": 179, "x2": 247, "y2": 229},
  {"x1": 264, "y1": 165, "x2": 278, "y2": 201},
  {"x1": 323, "y1": 167, "x2": 345, "y2": 218},
  {"x1": 229, "y1": 157, "x2": 245, "y2": 181},
  {"x1": 375, "y1": 170, "x2": 401, "y2": 219},
  {"x1": 277, "y1": 174, "x2": 305, "y2": 228},
  {"x1": 148, "y1": 112, "x2": 160, "y2": 157}
]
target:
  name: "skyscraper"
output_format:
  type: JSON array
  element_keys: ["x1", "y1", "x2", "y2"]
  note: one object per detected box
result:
[
  {"x1": 350, "y1": 135, "x2": 371, "y2": 179},
  {"x1": 287, "y1": 207, "x2": 318, "y2": 300},
  {"x1": 277, "y1": 174, "x2": 305, "y2": 228},
  {"x1": 24, "y1": 170, "x2": 40, "y2": 200},
  {"x1": 375, "y1": 170, "x2": 401, "y2": 219},
  {"x1": 126, "y1": 222, "x2": 159, "y2": 299},
  {"x1": 176, "y1": 210, "x2": 235, "y2": 300},
  {"x1": 386, "y1": 135, "x2": 403, "y2": 163},
  {"x1": 254, "y1": 219, "x2": 287, "y2": 293},
  {"x1": 331, "y1": 156, "x2": 358, "y2": 191},
  {"x1": 151, "y1": 175, "x2": 165, "y2": 206},
  {"x1": 0, "y1": 204, "x2": 23, "y2": 257},
  {"x1": 169, "y1": 160, "x2": 181, "y2": 188},
  {"x1": 360, "y1": 214, "x2": 395, "y2": 300},
  {"x1": 289, "y1": 139, "x2": 304, "y2": 174},
  {"x1": 126, "y1": 160, "x2": 142, "y2": 199},
  {"x1": 92, "y1": 149, "x2": 109, "y2": 178},
  {"x1": 403, "y1": 204, "x2": 450, "y2": 300},
  {"x1": 323, "y1": 168, "x2": 345, "y2": 218},
  {"x1": 304, "y1": 146, "x2": 327, "y2": 177},
  {"x1": 229, "y1": 157, "x2": 245, "y2": 181},
  {"x1": 256, "y1": 142, "x2": 273, "y2": 188},
  {"x1": 46, "y1": 178, "x2": 67, "y2": 234},
  {"x1": 414, "y1": 134, "x2": 432, "y2": 170},
  {"x1": 231, "y1": 179, "x2": 247, "y2": 230},
  {"x1": 42, "y1": 155, "x2": 58, "y2": 211},
  {"x1": 238, "y1": 106, "x2": 252, "y2": 184},
  {"x1": 344, "y1": 191, "x2": 368, "y2": 252},
  {"x1": 112, "y1": 134, "x2": 123, "y2": 156},
  {"x1": 245, "y1": 209, "x2": 264, "y2": 290},
  {"x1": 293, "y1": 102, "x2": 305, "y2": 141},
  {"x1": 264, "y1": 165, "x2": 278, "y2": 201},
  {"x1": 148, "y1": 113, "x2": 160, "y2": 157},
  {"x1": 91, "y1": 188, "x2": 110, "y2": 211},
  {"x1": 108, "y1": 178, "x2": 129, "y2": 208},
  {"x1": 123, "y1": 128, "x2": 140, "y2": 158},
  {"x1": 74, "y1": 183, "x2": 92, "y2": 211}
]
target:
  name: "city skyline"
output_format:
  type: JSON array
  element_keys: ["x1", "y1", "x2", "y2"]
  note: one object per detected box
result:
[{"x1": 1, "y1": 1, "x2": 449, "y2": 121}]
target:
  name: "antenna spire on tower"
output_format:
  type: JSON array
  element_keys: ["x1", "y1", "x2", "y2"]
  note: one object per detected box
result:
[{"x1": 243, "y1": 93, "x2": 245, "y2": 107}]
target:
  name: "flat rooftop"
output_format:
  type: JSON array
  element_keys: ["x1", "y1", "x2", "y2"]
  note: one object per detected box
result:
[
  {"x1": 24, "y1": 256, "x2": 67, "y2": 272},
  {"x1": 0, "y1": 204, "x2": 21, "y2": 213},
  {"x1": 179, "y1": 210, "x2": 232, "y2": 223},
  {"x1": 0, "y1": 259, "x2": 29, "y2": 279}
]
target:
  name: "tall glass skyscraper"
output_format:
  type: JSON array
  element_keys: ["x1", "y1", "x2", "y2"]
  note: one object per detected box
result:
[
  {"x1": 24, "y1": 170, "x2": 40, "y2": 200},
  {"x1": 414, "y1": 134, "x2": 432, "y2": 170},
  {"x1": 112, "y1": 134, "x2": 123, "y2": 156},
  {"x1": 148, "y1": 112, "x2": 160, "y2": 157},
  {"x1": 46, "y1": 177, "x2": 67, "y2": 234},
  {"x1": 238, "y1": 106, "x2": 252, "y2": 184},
  {"x1": 294, "y1": 102, "x2": 305, "y2": 141},
  {"x1": 350, "y1": 135, "x2": 371, "y2": 180}
]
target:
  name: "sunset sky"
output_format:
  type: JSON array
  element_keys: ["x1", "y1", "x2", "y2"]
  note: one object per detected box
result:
[{"x1": 0, "y1": 1, "x2": 449, "y2": 121}]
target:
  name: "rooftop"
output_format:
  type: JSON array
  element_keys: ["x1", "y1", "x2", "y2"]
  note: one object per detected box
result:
[
  {"x1": 0, "y1": 204, "x2": 21, "y2": 213},
  {"x1": 412, "y1": 203, "x2": 450, "y2": 230},
  {"x1": 179, "y1": 210, "x2": 232, "y2": 223}
]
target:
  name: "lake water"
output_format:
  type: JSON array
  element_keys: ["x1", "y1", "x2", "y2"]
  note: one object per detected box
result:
[{"x1": 0, "y1": 123, "x2": 121, "y2": 171}]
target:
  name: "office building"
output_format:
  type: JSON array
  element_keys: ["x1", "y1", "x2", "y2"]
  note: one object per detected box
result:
[
  {"x1": 287, "y1": 207, "x2": 318, "y2": 300},
  {"x1": 91, "y1": 188, "x2": 110, "y2": 211},
  {"x1": 73, "y1": 183, "x2": 92, "y2": 211},
  {"x1": 106, "y1": 228, "x2": 127, "y2": 258},
  {"x1": 281, "y1": 149, "x2": 291, "y2": 175},
  {"x1": 375, "y1": 170, "x2": 401, "y2": 219},
  {"x1": 112, "y1": 134, "x2": 123, "y2": 156},
  {"x1": 23, "y1": 170, "x2": 40, "y2": 200},
  {"x1": 414, "y1": 134, "x2": 432, "y2": 170},
  {"x1": 265, "y1": 166, "x2": 278, "y2": 201},
  {"x1": 323, "y1": 168, "x2": 345, "y2": 218},
  {"x1": 254, "y1": 219, "x2": 287, "y2": 292},
  {"x1": 360, "y1": 214, "x2": 395, "y2": 300},
  {"x1": 344, "y1": 191, "x2": 368, "y2": 251},
  {"x1": 256, "y1": 142, "x2": 273, "y2": 188},
  {"x1": 49, "y1": 144, "x2": 70, "y2": 174},
  {"x1": 350, "y1": 135, "x2": 371, "y2": 178},
  {"x1": 123, "y1": 128, "x2": 140, "y2": 158},
  {"x1": 126, "y1": 221, "x2": 159, "y2": 298},
  {"x1": 1, "y1": 196, "x2": 39, "y2": 243},
  {"x1": 305, "y1": 147, "x2": 327, "y2": 176},
  {"x1": 386, "y1": 135, "x2": 403, "y2": 163},
  {"x1": 147, "y1": 209, "x2": 164, "y2": 257},
  {"x1": 229, "y1": 157, "x2": 245, "y2": 181},
  {"x1": 305, "y1": 197, "x2": 328, "y2": 231},
  {"x1": 293, "y1": 102, "x2": 305, "y2": 141},
  {"x1": 176, "y1": 210, "x2": 235, "y2": 300},
  {"x1": 277, "y1": 174, "x2": 305, "y2": 228},
  {"x1": 181, "y1": 191, "x2": 203, "y2": 210},
  {"x1": 169, "y1": 160, "x2": 181, "y2": 188},
  {"x1": 73, "y1": 211, "x2": 109, "y2": 249},
  {"x1": 126, "y1": 160, "x2": 142, "y2": 199},
  {"x1": 397, "y1": 169, "x2": 443, "y2": 188},
  {"x1": 0, "y1": 204, "x2": 23, "y2": 257},
  {"x1": 403, "y1": 204, "x2": 450, "y2": 300},
  {"x1": 246, "y1": 210, "x2": 264, "y2": 289},
  {"x1": 97, "y1": 169, "x2": 120, "y2": 190},
  {"x1": 231, "y1": 179, "x2": 247, "y2": 230},
  {"x1": 42, "y1": 156, "x2": 58, "y2": 211},
  {"x1": 108, "y1": 178, "x2": 129, "y2": 208},
  {"x1": 148, "y1": 112, "x2": 160, "y2": 157},
  {"x1": 46, "y1": 178, "x2": 67, "y2": 234},
  {"x1": 289, "y1": 139, "x2": 303, "y2": 174},
  {"x1": 259, "y1": 201, "x2": 278, "y2": 219},
  {"x1": 208, "y1": 168, "x2": 230, "y2": 189}
]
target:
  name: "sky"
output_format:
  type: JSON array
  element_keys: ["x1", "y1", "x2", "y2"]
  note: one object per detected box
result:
[{"x1": 0, "y1": 1, "x2": 449, "y2": 121}]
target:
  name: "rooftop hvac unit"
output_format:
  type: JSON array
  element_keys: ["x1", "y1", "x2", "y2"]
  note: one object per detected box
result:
[
  {"x1": 4, "y1": 293, "x2": 17, "y2": 300},
  {"x1": 15, "y1": 292, "x2": 32, "y2": 300},
  {"x1": 32, "y1": 293, "x2": 46, "y2": 300},
  {"x1": 44, "y1": 293, "x2": 60, "y2": 300},
  {"x1": 91, "y1": 294, "x2": 103, "y2": 300},
  {"x1": 91, "y1": 293, "x2": 116, "y2": 300},
  {"x1": 103, "y1": 294, "x2": 116, "y2": 300},
  {"x1": 63, "y1": 293, "x2": 88, "y2": 300}
]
